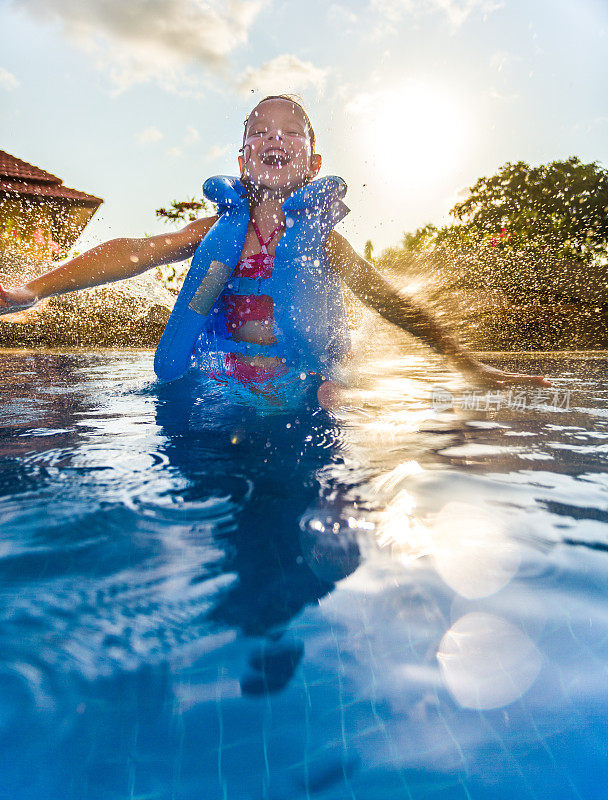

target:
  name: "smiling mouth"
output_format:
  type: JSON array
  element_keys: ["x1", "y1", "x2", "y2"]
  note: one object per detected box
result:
[{"x1": 260, "y1": 149, "x2": 291, "y2": 166}]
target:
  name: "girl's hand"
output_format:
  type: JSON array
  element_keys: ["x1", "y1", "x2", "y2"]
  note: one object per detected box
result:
[
  {"x1": 462, "y1": 359, "x2": 552, "y2": 388},
  {"x1": 0, "y1": 283, "x2": 38, "y2": 316}
]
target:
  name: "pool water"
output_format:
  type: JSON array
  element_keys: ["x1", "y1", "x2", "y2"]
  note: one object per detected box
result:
[{"x1": 1, "y1": 347, "x2": 607, "y2": 799}]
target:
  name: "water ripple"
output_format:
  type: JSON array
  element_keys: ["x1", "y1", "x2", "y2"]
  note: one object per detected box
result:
[{"x1": 1, "y1": 349, "x2": 608, "y2": 798}]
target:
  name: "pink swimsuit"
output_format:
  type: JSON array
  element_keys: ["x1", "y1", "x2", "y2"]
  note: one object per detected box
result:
[
  {"x1": 222, "y1": 219, "x2": 280, "y2": 335},
  {"x1": 211, "y1": 220, "x2": 287, "y2": 384}
]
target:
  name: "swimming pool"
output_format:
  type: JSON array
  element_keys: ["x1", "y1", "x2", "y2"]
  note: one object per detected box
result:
[{"x1": 1, "y1": 345, "x2": 607, "y2": 799}]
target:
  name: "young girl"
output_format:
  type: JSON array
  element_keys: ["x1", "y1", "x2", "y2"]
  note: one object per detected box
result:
[{"x1": 0, "y1": 95, "x2": 549, "y2": 406}]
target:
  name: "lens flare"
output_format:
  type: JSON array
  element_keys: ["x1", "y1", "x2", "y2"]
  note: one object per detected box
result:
[{"x1": 438, "y1": 613, "x2": 542, "y2": 710}]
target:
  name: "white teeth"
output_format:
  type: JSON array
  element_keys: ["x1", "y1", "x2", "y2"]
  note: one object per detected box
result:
[{"x1": 260, "y1": 150, "x2": 290, "y2": 166}]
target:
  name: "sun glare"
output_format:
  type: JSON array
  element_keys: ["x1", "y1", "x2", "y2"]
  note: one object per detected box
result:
[{"x1": 358, "y1": 84, "x2": 468, "y2": 188}]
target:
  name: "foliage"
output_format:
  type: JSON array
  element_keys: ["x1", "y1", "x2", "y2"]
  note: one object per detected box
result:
[
  {"x1": 451, "y1": 157, "x2": 608, "y2": 261},
  {"x1": 152, "y1": 262, "x2": 188, "y2": 295},
  {"x1": 377, "y1": 158, "x2": 608, "y2": 306},
  {"x1": 400, "y1": 224, "x2": 439, "y2": 254},
  {"x1": 155, "y1": 197, "x2": 210, "y2": 224},
  {"x1": 153, "y1": 196, "x2": 213, "y2": 293}
]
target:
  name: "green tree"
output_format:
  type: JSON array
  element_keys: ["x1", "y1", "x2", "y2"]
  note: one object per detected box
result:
[
  {"x1": 153, "y1": 197, "x2": 213, "y2": 293},
  {"x1": 155, "y1": 197, "x2": 210, "y2": 224},
  {"x1": 377, "y1": 157, "x2": 608, "y2": 307},
  {"x1": 451, "y1": 157, "x2": 608, "y2": 261}
]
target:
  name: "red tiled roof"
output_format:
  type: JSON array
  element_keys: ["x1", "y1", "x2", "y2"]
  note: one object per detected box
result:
[
  {"x1": 0, "y1": 177, "x2": 103, "y2": 207},
  {"x1": 0, "y1": 150, "x2": 102, "y2": 207},
  {"x1": 0, "y1": 150, "x2": 61, "y2": 184}
]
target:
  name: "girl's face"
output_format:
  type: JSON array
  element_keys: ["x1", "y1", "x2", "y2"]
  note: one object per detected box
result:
[{"x1": 239, "y1": 99, "x2": 321, "y2": 193}]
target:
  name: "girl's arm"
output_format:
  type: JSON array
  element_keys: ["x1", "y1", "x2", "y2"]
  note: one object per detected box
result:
[
  {"x1": 0, "y1": 215, "x2": 219, "y2": 315},
  {"x1": 325, "y1": 232, "x2": 550, "y2": 388}
]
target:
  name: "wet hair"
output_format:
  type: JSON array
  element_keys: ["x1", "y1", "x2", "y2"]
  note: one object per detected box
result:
[{"x1": 241, "y1": 94, "x2": 316, "y2": 153}]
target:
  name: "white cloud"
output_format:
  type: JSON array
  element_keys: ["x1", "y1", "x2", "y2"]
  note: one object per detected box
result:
[
  {"x1": 490, "y1": 50, "x2": 520, "y2": 72},
  {"x1": 13, "y1": 0, "x2": 266, "y2": 93},
  {"x1": 370, "y1": 0, "x2": 503, "y2": 29},
  {"x1": 435, "y1": 0, "x2": 503, "y2": 26},
  {"x1": 161, "y1": 126, "x2": 201, "y2": 162},
  {"x1": 371, "y1": 0, "x2": 415, "y2": 23},
  {"x1": 135, "y1": 126, "x2": 163, "y2": 144},
  {"x1": 0, "y1": 67, "x2": 19, "y2": 91},
  {"x1": 484, "y1": 87, "x2": 519, "y2": 102},
  {"x1": 572, "y1": 116, "x2": 608, "y2": 134},
  {"x1": 206, "y1": 144, "x2": 231, "y2": 160},
  {"x1": 327, "y1": 4, "x2": 359, "y2": 25},
  {"x1": 183, "y1": 125, "x2": 200, "y2": 145},
  {"x1": 236, "y1": 54, "x2": 328, "y2": 97}
]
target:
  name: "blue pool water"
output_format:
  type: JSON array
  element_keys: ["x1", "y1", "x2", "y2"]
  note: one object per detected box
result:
[{"x1": 1, "y1": 346, "x2": 607, "y2": 799}]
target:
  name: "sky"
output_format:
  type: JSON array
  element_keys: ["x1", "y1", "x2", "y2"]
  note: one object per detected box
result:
[{"x1": 1, "y1": 0, "x2": 607, "y2": 257}]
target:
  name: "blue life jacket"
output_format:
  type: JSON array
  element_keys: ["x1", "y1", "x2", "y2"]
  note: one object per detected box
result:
[{"x1": 154, "y1": 175, "x2": 350, "y2": 382}]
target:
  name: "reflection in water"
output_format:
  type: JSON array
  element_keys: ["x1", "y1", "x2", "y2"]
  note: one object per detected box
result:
[
  {"x1": 154, "y1": 372, "x2": 362, "y2": 697},
  {"x1": 1, "y1": 349, "x2": 608, "y2": 797},
  {"x1": 371, "y1": 469, "x2": 522, "y2": 599},
  {"x1": 437, "y1": 612, "x2": 542, "y2": 710},
  {"x1": 299, "y1": 501, "x2": 364, "y2": 583},
  {"x1": 429, "y1": 501, "x2": 521, "y2": 599},
  {"x1": 374, "y1": 484, "x2": 430, "y2": 561}
]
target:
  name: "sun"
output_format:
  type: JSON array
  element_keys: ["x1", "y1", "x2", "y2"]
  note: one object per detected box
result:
[{"x1": 357, "y1": 83, "x2": 468, "y2": 188}]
